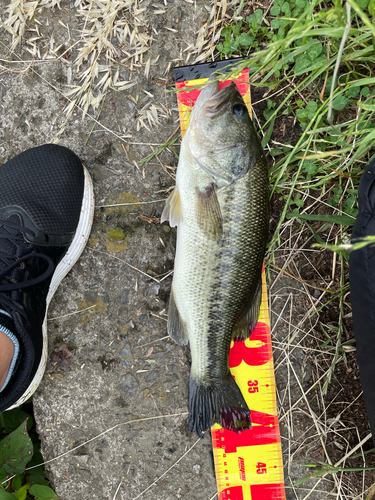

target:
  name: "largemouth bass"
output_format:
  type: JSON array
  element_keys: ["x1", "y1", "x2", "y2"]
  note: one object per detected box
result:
[{"x1": 162, "y1": 80, "x2": 269, "y2": 437}]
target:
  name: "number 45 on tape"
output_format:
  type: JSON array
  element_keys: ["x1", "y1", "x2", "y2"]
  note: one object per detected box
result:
[{"x1": 211, "y1": 265, "x2": 285, "y2": 500}]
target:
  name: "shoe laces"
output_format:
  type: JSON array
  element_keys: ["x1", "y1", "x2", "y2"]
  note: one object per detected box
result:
[{"x1": 0, "y1": 217, "x2": 54, "y2": 316}]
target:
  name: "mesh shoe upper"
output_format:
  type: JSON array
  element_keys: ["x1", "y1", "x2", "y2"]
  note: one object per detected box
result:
[{"x1": 0, "y1": 144, "x2": 84, "y2": 234}]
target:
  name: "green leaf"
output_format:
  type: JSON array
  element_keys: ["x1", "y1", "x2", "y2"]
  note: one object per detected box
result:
[
  {"x1": 232, "y1": 22, "x2": 241, "y2": 37},
  {"x1": 270, "y1": 148, "x2": 283, "y2": 156},
  {"x1": 295, "y1": 198, "x2": 304, "y2": 207},
  {"x1": 286, "y1": 213, "x2": 355, "y2": 225},
  {"x1": 306, "y1": 101, "x2": 318, "y2": 118},
  {"x1": 270, "y1": 5, "x2": 281, "y2": 15},
  {"x1": 254, "y1": 9, "x2": 263, "y2": 24},
  {"x1": 295, "y1": 53, "x2": 326, "y2": 76},
  {"x1": 10, "y1": 476, "x2": 22, "y2": 491},
  {"x1": 296, "y1": 108, "x2": 307, "y2": 119},
  {"x1": 14, "y1": 485, "x2": 29, "y2": 500},
  {"x1": 28, "y1": 485, "x2": 59, "y2": 500},
  {"x1": 295, "y1": 55, "x2": 311, "y2": 74},
  {"x1": 271, "y1": 18, "x2": 280, "y2": 29},
  {"x1": 304, "y1": 221, "x2": 325, "y2": 245},
  {"x1": 369, "y1": 0, "x2": 375, "y2": 16},
  {"x1": 357, "y1": 0, "x2": 369, "y2": 8},
  {"x1": 0, "y1": 470, "x2": 6, "y2": 483},
  {"x1": 221, "y1": 26, "x2": 232, "y2": 37},
  {"x1": 28, "y1": 444, "x2": 49, "y2": 487},
  {"x1": 361, "y1": 86, "x2": 370, "y2": 96},
  {"x1": 306, "y1": 41, "x2": 323, "y2": 60},
  {"x1": 304, "y1": 160, "x2": 317, "y2": 175},
  {"x1": 0, "y1": 489, "x2": 17, "y2": 500},
  {"x1": 2, "y1": 410, "x2": 33, "y2": 435},
  {"x1": 348, "y1": 86, "x2": 361, "y2": 98},
  {"x1": 261, "y1": 116, "x2": 276, "y2": 148},
  {"x1": 306, "y1": 101, "x2": 317, "y2": 111},
  {"x1": 332, "y1": 95, "x2": 349, "y2": 110},
  {"x1": 330, "y1": 131, "x2": 343, "y2": 144},
  {"x1": 230, "y1": 39, "x2": 240, "y2": 50},
  {"x1": 237, "y1": 33, "x2": 253, "y2": 46},
  {"x1": 0, "y1": 420, "x2": 33, "y2": 476}
]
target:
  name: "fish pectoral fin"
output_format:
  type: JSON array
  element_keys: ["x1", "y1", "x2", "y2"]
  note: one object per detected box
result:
[
  {"x1": 232, "y1": 277, "x2": 263, "y2": 341},
  {"x1": 161, "y1": 187, "x2": 182, "y2": 227},
  {"x1": 195, "y1": 183, "x2": 222, "y2": 240},
  {"x1": 167, "y1": 289, "x2": 189, "y2": 346}
]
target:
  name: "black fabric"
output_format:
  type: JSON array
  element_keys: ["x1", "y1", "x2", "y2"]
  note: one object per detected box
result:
[
  {"x1": 0, "y1": 311, "x2": 15, "y2": 334},
  {"x1": 0, "y1": 144, "x2": 84, "y2": 234},
  {"x1": 0, "y1": 145, "x2": 85, "y2": 412},
  {"x1": 350, "y1": 156, "x2": 375, "y2": 443}
]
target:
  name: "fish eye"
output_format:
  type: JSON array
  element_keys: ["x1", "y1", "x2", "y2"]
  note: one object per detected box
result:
[{"x1": 233, "y1": 104, "x2": 246, "y2": 117}]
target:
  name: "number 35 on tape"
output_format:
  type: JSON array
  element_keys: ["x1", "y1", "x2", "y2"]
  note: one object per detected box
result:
[{"x1": 211, "y1": 268, "x2": 286, "y2": 500}]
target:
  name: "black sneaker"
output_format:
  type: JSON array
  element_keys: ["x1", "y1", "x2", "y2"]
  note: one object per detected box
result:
[{"x1": 0, "y1": 144, "x2": 94, "y2": 412}]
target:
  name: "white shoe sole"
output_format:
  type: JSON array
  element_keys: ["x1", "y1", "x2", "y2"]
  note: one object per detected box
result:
[{"x1": 7, "y1": 165, "x2": 95, "y2": 410}]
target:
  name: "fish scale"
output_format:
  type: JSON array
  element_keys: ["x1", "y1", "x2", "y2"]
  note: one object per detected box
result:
[{"x1": 204, "y1": 163, "x2": 269, "y2": 378}]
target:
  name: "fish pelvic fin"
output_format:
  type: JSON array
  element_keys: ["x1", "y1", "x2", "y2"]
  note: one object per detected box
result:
[
  {"x1": 167, "y1": 289, "x2": 189, "y2": 346},
  {"x1": 161, "y1": 187, "x2": 182, "y2": 227},
  {"x1": 232, "y1": 277, "x2": 262, "y2": 341},
  {"x1": 189, "y1": 374, "x2": 251, "y2": 438},
  {"x1": 195, "y1": 183, "x2": 222, "y2": 240}
]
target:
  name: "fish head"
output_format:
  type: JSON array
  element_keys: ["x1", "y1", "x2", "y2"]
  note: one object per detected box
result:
[{"x1": 187, "y1": 81, "x2": 263, "y2": 183}]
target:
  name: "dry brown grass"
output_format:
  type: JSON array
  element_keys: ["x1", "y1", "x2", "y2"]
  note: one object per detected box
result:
[{"x1": 2, "y1": 0, "x2": 167, "y2": 133}]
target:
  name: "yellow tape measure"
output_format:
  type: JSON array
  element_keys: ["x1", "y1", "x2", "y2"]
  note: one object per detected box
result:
[{"x1": 174, "y1": 63, "x2": 285, "y2": 500}]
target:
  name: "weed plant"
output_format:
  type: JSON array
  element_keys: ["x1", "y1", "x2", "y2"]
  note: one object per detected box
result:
[{"x1": 0, "y1": 405, "x2": 58, "y2": 499}]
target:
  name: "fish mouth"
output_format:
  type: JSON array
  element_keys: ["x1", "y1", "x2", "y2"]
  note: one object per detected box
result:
[{"x1": 203, "y1": 82, "x2": 238, "y2": 118}]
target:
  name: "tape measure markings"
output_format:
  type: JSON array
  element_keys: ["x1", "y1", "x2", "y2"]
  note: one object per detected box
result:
[{"x1": 174, "y1": 65, "x2": 285, "y2": 500}]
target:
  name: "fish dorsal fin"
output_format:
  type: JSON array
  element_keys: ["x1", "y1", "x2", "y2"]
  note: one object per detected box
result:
[
  {"x1": 232, "y1": 277, "x2": 263, "y2": 341},
  {"x1": 167, "y1": 289, "x2": 189, "y2": 346},
  {"x1": 161, "y1": 187, "x2": 182, "y2": 227},
  {"x1": 195, "y1": 183, "x2": 222, "y2": 240}
]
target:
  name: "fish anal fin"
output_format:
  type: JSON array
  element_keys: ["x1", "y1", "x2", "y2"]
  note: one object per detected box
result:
[
  {"x1": 195, "y1": 183, "x2": 222, "y2": 240},
  {"x1": 232, "y1": 278, "x2": 263, "y2": 341},
  {"x1": 161, "y1": 187, "x2": 182, "y2": 227},
  {"x1": 167, "y1": 290, "x2": 189, "y2": 346}
]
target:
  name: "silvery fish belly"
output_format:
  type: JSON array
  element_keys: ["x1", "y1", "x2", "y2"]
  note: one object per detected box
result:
[{"x1": 162, "y1": 80, "x2": 270, "y2": 437}]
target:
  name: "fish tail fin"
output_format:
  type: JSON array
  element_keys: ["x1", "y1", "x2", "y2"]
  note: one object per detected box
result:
[{"x1": 189, "y1": 374, "x2": 251, "y2": 438}]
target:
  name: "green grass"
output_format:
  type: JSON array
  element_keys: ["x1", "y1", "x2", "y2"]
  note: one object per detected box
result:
[
  {"x1": 295, "y1": 461, "x2": 375, "y2": 486},
  {"x1": 218, "y1": 0, "x2": 375, "y2": 250}
]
